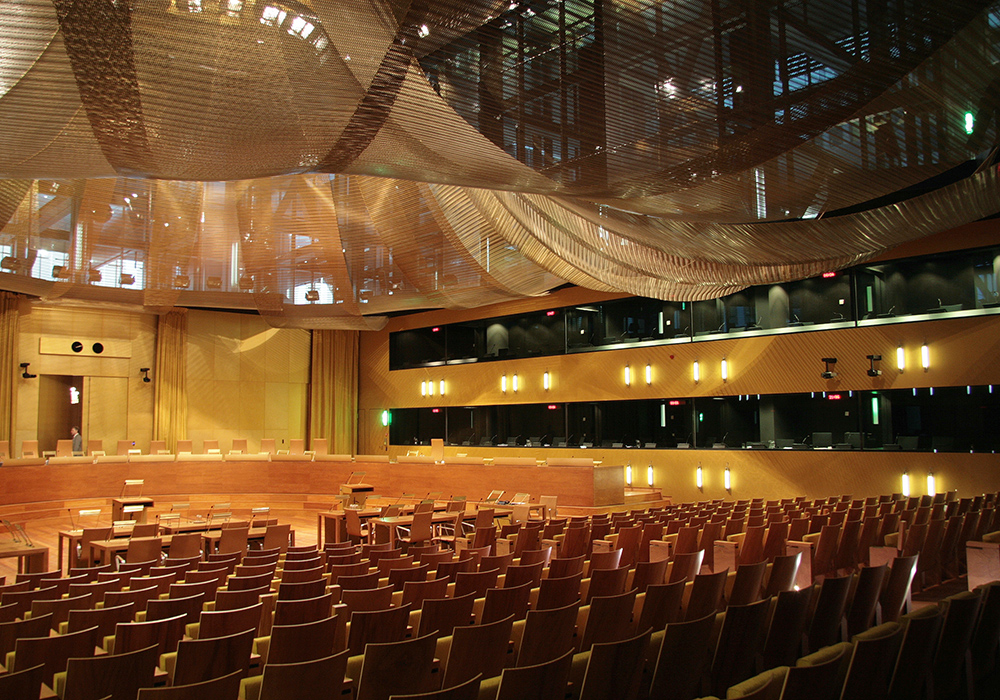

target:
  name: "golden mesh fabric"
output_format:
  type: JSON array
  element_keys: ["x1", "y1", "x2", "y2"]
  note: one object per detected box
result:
[{"x1": 0, "y1": 0, "x2": 998, "y2": 323}]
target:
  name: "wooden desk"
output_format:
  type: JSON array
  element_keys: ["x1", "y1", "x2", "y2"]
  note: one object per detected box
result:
[
  {"x1": 319, "y1": 504, "x2": 506, "y2": 546},
  {"x1": 370, "y1": 511, "x2": 466, "y2": 546},
  {"x1": 112, "y1": 497, "x2": 155, "y2": 523},
  {"x1": 58, "y1": 526, "x2": 136, "y2": 572},
  {"x1": 0, "y1": 541, "x2": 49, "y2": 573},
  {"x1": 89, "y1": 535, "x2": 170, "y2": 566}
]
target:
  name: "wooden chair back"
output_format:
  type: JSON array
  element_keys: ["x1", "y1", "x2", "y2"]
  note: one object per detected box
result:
[
  {"x1": 63, "y1": 642, "x2": 158, "y2": 700},
  {"x1": 266, "y1": 615, "x2": 338, "y2": 665},
  {"x1": 355, "y1": 632, "x2": 437, "y2": 700},
  {"x1": 136, "y1": 669, "x2": 243, "y2": 699},
  {"x1": 481, "y1": 581, "x2": 532, "y2": 624},
  {"x1": 257, "y1": 651, "x2": 349, "y2": 700},
  {"x1": 273, "y1": 593, "x2": 334, "y2": 626},
  {"x1": 578, "y1": 628, "x2": 651, "y2": 700},
  {"x1": 12, "y1": 625, "x2": 100, "y2": 686},
  {"x1": 495, "y1": 648, "x2": 573, "y2": 700},
  {"x1": 417, "y1": 592, "x2": 475, "y2": 640},
  {"x1": 114, "y1": 613, "x2": 187, "y2": 657},
  {"x1": 515, "y1": 601, "x2": 579, "y2": 667},
  {"x1": 442, "y1": 614, "x2": 515, "y2": 688},
  {"x1": 197, "y1": 602, "x2": 264, "y2": 639},
  {"x1": 171, "y1": 627, "x2": 255, "y2": 686},
  {"x1": 348, "y1": 603, "x2": 412, "y2": 656}
]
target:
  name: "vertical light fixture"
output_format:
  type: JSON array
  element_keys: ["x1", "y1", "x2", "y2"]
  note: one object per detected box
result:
[
  {"x1": 512, "y1": 373, "x2": 519, "y2": 393},
  {"x1": 693, "y1": 361, "x2": 700, "y2": 383},
  {"x1": 427, "y1": 380, "x2": 434, "y2": 396},
  {"x1": 624, "y1": 364, "x2": 631, "y2": 386},
  {"x1": 647, "y1": 464, "x2": 654, "y2": 487},
  {"x1": 439, "y1": 380, "x2": 445, "y2": 396},
  {"x1": 421, "y1": 381, "x2": 427, "y2": 396},
  {"x1": 920, "y1": 343, "x2": 930, "y2": 371},
  {"x1": 901, "y1": 471, "x2": 910, "y2": 498},
  {"x1": 696, "y1": 463, "x2": 703, "y2": 491},
  {"x1": 625, "y1": 462, "x2": 633, "y2": 486},
  {"x1": 645, "y1": 363, "x2": 652, "y2": 385},
  {"x1": 721, "y1": 358, "x2": 729, "y2": 382},
  {"x1": 543, "y1": 371, "x2": 550, "y2": 390},
  {"x1": 896, "y1": 345, "x2": 905, "y2": 372},
  {"x1": 381, "y1": 410, "x2": 390, "y2": 426},
  {"x1": 926, "y1": 471, "x2": 936, "y2": 496},
  {"x1": 724, "y1": 463, "x2": 732, "y2": 493},
  {"x1": 501, "y1": 374, "x2": 507, "y2": 393}
]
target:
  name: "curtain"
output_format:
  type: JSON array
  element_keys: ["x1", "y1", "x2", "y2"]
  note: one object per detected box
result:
[
  {"x1": 0, "y1": 292, "x2": 18, "y2": 443},
  {"x1": 153, "y1": 309, "x2": 187, "y2": 452},
  {"x1": 310, "y1": 329, "x2": 359, "y2": 455}
]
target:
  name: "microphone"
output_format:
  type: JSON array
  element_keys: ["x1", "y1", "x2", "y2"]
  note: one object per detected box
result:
[
  {"x1": 887, "y1": 305, "x2": 895, "y2": 315},
  {"x1": 721, "y1": 433, "x2": 729, "y2": 445},
  {"x1": 937, "y1": 298, "x2": 942, "y2": 307},
  {"x1": 68, "y1": 508, "x2": 76, "y2": 530},
  {"x1": 793, "y1": 314, "x2": 800, "y2": 322}
]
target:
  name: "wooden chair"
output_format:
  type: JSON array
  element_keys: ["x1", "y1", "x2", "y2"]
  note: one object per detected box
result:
[
  {"x1": 195, "y1": 602, "x2": 264, "y2": 640},
  {"x1": 9, "y1": 625, "x2": 101, "y2": 687},
  {"x1": 709, "y1": 597, "x2": 773, "y2": 696},
  {"x1": 806, "y1": 574, "x2": 851, "y2": 653},
  {"x1": 1, "y1": 585, "x2": 59, "y2": 619},
  {"x1": 136, "y1": 670, "x2": 243, "y2": 700},
  {"x1": 839, "y1": 622, "x2": 904, "y2": 700},
  {"x1": 635, "y1": 579, "x2": 686, "y2": 632},
  {"x1": 227, "y1": 571, "x2": 274, "y2": 592},
  {"x1": 342, "y1": 585, "x2": 394, "y2": 615},
  {"x1": 416, "y1": 592, "x2": 475, "y2": 640},
  {"x1": 577, "y1": 589, "x2": 637, "y2": 651},
  {"x1": 481, "y1": 581, "x2": 532, "y2": 624},
  {"x1": 846, "y1": 564, "x2": 889, "y2": 636},
  {"x1": 276, "y1": 578, "x2": 328, "y2": 601},
  {"x1": 728, "y1": 561, "x2": 767, "y2": 606},
  {"x1": 535, "y1": 572, "x2": 582, "y2": 610},
  {"x1": 647, "y1": 612, "x2": 717, "y2": 700},
  {"x1": 685, "y1": 568, "x2": 728, "y2": 620},
  {"x1": 880, "y1": 554, "x2": 918, "y2": 623},
  {"x1": 667, "y1": 549, "x2": 704, "y2": 584},
  {"x1": 0, "y1": 663, "x2": 45, "y2": 700},
  {"x1": 103, "y1": 584, "x2": 161, "y2": 613},
  {"x1": 261, "y1": 524, "x2": 291, "y2": 553},
  {"x1": 577, "y1": 627, "x2": 651, "y2": 700},
  {"x1": 441, "y1": 614, "x2": 514, "y2": 688},
  {"x1": 243, "y1": 650, "x2": 349, "y2": 700},
  {"x1": 263, "y1": 615, "x2": 338, "y2": 664},
  {"x1": 932, "y1": 590, "x2": 982, "y2": 700},
  {"x1": 65, "y1": 602, "x2": 135, "y2": 639},
  {"x1": 111, "y1": 614, "x2": 186, "y2": 657},
  {"x1": 397, "y1": 510, "x2": 435, "y2": 550},
  {"x1": 279, "y1": 566, "x2": 326, "y2": 584},
  {"x1": 547, "y1": 554, "x2": 585, "y2": 579},
  {"x1": 336, "y1": 571, "x2": 381, "y2": 592},
  {"x1": 762, "y1": 586, "x2": 814, "y2": 669},
  {"x1": 582, "y1": 566, "x2": 629, "y2": 603},
  {"x1": 490, "y1": 648, "x2": 573, "y2": 700},
  {"x1": 515, "y1": 601, "x2": 579, "y2": 667},
  {"x1": 218, "y1": 527, "x2": 250, "y2": 557},
  {"x1": 401, "y1": 576, "x2": 450, "y2": 607},
  {"x1": 388, "y1": 563, "x2": 431, "y2": 592},
  {"x1": 345, "y1": 509, "x2": 371, "y2": 545},
  {"x1": 348, "y1": 603, "x2": 412, "y2": 656},
  {"x1": 0, "y1": 613, "x2": 53, "y2": 661},
  {"x1": 30, "y1": 592, "x2": 94, "y2": 630},
  {"x1": 145, "y1": 592, "x2": 206, "y2": 626},
  {"x1": 630, "y1": 559, "x2": 668, "y2": 593},
  {"x1": 453, "y1": 568, "x2": 499, "y2": 599},
  {"x1": 272, "y1": 593, "x2": 335, "y2": 626},
  {"x1": 782, "y1": 642, "x2": 852, "y2": 700},
  {"x1": 355, "y1": 632, "x2": 438, "y2": 700},
  {"x1": 764, "y1": 552, "x2": 802, "y2": 597},
  {"x1": 503, "y1": 561, "x2": 544, "y2": 589},
  {"x1": 60, "y1": 642, "x2": 158, "y2": 700},
  {"x1": 167, "y1": 627, "x2": 255, "y2": 686},
  {"x1": 123, "y1": 537, "x2": 163, "y2": 565},
  {"x1": 166, "y1": 533, "x2": 202, "y2": 561}
]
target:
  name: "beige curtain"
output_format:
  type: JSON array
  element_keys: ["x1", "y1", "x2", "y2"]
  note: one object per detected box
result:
[
  {"x1": 0, "y1": 292, "x2": 19, "y2": 442},
  {"x1": 310, "y1": 329, "x2": 359, "y2": 455},
  {"x1": 153, "y1": 309, "x2": 187, "y2": 452}
]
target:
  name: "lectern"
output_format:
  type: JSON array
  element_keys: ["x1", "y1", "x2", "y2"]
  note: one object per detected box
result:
[
  {"x1": 112, "y1": 479, "x2": 154, "y2": 523},
  {"x1": 339, "y1": 471, "x2": 374, "y2": 506}
]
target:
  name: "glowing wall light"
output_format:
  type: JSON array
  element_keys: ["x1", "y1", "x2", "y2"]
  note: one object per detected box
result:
[
  {"x1": 901, "y1": 471, "x2": 910, "y2": 498},
  {"x1": 421, "y1": 381, "x2": 427, "y2": 397},
  {"x1": 927, "y1": 471, "x2": 936, "y2": 496},
  {"x1": 427, "y1": 381, "x2": 434, "y2": 396},
  {"x1": 512, "y1": 374, "x2": 519, "y2": 393},
  {"x1": 693, "y1": 361, "x2": 700, "y2": 383},
  {"x1": 645, "y1": 364, "x2": 652, "y2": 385},
  {"x1": 896, "y1": 346, "x2": 905, "y2": 372},
  {"x1": 501, "y1": 374, "x2": 507, "y2": 393},
  {"x1": 647, "y1": 464, "x2": 654, "y2": 487},
  {"x1": 724, "y1": 464, "x2": 732, "y2": 493},
  {"x1": 543, "y1": 371, "x2": 550, "y2": 390},
  {"x1": 696, "y1": 463, "x2": 703, "y2": 491},
  {"x1": 624, "y1": 365, "x2": 631, "y2": 387},
  {"x1": 720, "y1": 358, "x2": 729, "y2": 382},
  {"x1": 921, "y1": 343, "x2": 930, "y2": 371},
  {"x1": 439, "y1": 380, "x2": 445, "y2": 396},
  {"x1": 625, "y1": 463, "x2": 633, "y2": 486},
  {"x1": 380, "y1": 410, "x2": 390, "y2": 427}
]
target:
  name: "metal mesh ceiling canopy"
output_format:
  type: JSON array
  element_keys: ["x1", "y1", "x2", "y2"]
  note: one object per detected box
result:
[{"x1": 1, "y1": 0, "x2": 999, "y2": 327}]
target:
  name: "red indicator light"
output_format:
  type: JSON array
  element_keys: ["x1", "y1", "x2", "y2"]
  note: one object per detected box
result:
[
  {"x1": 669, "y1": 400, "x2": 681, "y2": 406},
  {"x1": 547, "y1": 404, "x2": 558, "y2": 410},
  {"x1": 822, "y1": 272, "x2": 836, "y2": 278},
  {"x1": 828, "y1": 394, "x2": 842, "y2": 400},
  {"x1": 546, "y1": 310, "x2": 556, "y2": 316},
  {"x1": 431, "y1": 327, "x2": 440, "y2": 332},
  {"x1": 431, "y1": 408, "x2": 441, "y2": 413}
]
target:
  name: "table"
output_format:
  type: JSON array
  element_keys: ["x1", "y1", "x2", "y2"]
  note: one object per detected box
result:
[
  {"x1": 200, "y1": 526, "x2": 295, "y2": 555},
  {"x1": 370, "y1": 511, "x2": 467, "y2": 546},
  {"x1": 318, "y1": 504, "x2": 510, "y2": 546},
  {"x1": 88, "y1": 535, "x2": 172, "y2": 566},
  {"x1": 0, "y1": 541, "x2": 49, "y2": 573},
  {"x1": 58, "y1": 525, "x2": 136, "y2": 572}
]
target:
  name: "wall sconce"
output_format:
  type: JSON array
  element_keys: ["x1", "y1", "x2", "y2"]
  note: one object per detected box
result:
[
  {"x1": 866, "y1": 354, "x2": 882, "y2": 377},
  {"x1": 421, "y1": 381, "x2": 427, "y2": 397},
  {"x1": 896, "y1": 346, "x2": 905, "y2": 372},
  {"x1": 140, "y1": 368, "x2": 151, "y2": 383},
  {"x1": 927, "y1": 471, "x2": 936, "y2": 496},
  {"x1": 696, "y1": 463, "x2": 703, "y2": 491},
  {"x1": 512, "y1": 374, "x2": 518, "y2": 393},
  {"x1": 19, "y1": 362, "x2": 36, "y2": 379},
  {"x1": 543, "y1": 371, "x2": 550, "y2": 390},
  {"x1": 901, "y1": 471, "x2": 910, "y2": 498},
  {"x1": 624, "y1": 365, "x2": 631, "y2": 387},
  {"x1": 821, "y1": 357, "x2": 838, "y2": 379},
  {"x1": 647, "y1": 464, "x2": 654, "y2": 487},
  {"x1": 427, "y1": 380, "x2": 434, "y2": 397},
  {"x1": 720, "y1": 358, "x2": 728, "y2": 382},
  {"x1": 693, "y1": 361, "x2": 700, "y2": 383},
  {"x1": 501, "y1": 374, "x2": 507, "y2": 394},
  {"x1": 439, "y1": 380, "x2": 445, "y2": 396},
  {"x1": 920, "y1": 343, "x2": 930, "y2": 371},
  {"x1": 645, "y1": 363, "x2": 652, "y2": 385},
  {"x1": 625, "y1": 462, "x2": 632, "y2": 486},
  {"x1": 724, "y1": 463, "x2": 732, "y2": 493}
]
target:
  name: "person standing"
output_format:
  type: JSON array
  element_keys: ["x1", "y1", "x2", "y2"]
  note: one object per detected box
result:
[{"x1": 70, "y1": 426, "x2": 82, "y2": 454}]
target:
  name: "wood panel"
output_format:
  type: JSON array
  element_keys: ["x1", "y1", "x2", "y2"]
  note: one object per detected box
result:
[{"x1": 0, "y1": 457, "x2": 624, "y2": 508}]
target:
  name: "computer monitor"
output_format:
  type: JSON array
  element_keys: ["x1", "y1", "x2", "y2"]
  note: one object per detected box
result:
[{"x1": 812, "y1": 432, "x2": 833, "y2": 448}]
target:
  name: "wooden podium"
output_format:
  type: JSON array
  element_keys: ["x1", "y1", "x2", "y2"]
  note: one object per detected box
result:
[
  {"x1": 340, "y1": 471, "x2": 373, "y2": 506},
  {"x1": 112, "y1": 497, "x2": 154, "y2": 523}
]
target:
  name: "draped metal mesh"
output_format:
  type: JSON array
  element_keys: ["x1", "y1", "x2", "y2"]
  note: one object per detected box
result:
[{"x1": 1, "y1": 0, "x2": 999, "y2": 326}]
